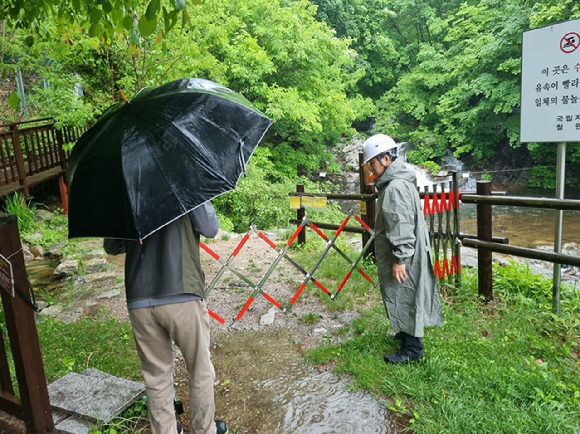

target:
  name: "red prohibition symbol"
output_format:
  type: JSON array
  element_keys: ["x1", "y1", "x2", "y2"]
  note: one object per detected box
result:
[{"x1": 561, "y1": 32, "x2": 580, "y2": 53}]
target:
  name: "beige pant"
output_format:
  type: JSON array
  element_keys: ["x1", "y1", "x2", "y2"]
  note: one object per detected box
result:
[{"x1": 129, "y1": 300, "x2": 216, "y2": 434}]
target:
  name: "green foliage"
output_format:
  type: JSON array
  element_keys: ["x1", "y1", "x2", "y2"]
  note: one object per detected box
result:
[
  {"x1": 3, "y1": 0, "x2": 373, "y2": 175},
  {"x1": 217, "y1": 214, "x2": 234, "y2": 234},
  {"x1": 7, "y1": 92, "x2": 20, "y2": 110},
  {"x1": 33, "y1": 209, "x2": 72, "y2": 250},
  {"x1": 422, "y1": 161, "x2": 440, "y2": 174},
  {"x1": 526, "y1": 142, "x2": 580, "y2": 188},
  {"x1": 376, "y1": 0, "x2": 530, "y2": 164},
  {"x1": 2, "y1": 193, "x2": 37, "y2": 234},
  {"x1": 213, "y1": 147, "x2": 345, "y2": 233},
  {"x1": 1, "y1": 0, "x2": 194, "y2": 47},
  {"x1": 5, "y1": 0, "x2": 580, "y2": 187},
  {"x1": 160, "y1": 0, "x2": 374, "y2": 172},
  {"x1": 530, "y1": 0, "x2": 580, "y2": 27},
  {"x1": 305, "y1": 262, "x2": 580, "y2": 433},
  {"x1": 6, "y1": 204, "x2": 71, "y2": 250}
]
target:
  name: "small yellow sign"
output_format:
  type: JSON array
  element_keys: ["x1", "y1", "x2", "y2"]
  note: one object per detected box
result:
[
  {"x1": 313, "y1": 196, "x2": 327, "y2": 209},
  {"x1": 301, "y1": 196, "x2": 314, "y2": 208},
  {"x1": 360, "y1": 201, "x2": 367, "y2": 215},
  {"x1": 289, "y1": 196, "x2": 301, "y2": 209}
]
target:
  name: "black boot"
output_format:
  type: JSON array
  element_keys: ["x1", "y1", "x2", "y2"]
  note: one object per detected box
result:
[{"x1": 384, "y1": 332, "x2": 423, "y2": 364}]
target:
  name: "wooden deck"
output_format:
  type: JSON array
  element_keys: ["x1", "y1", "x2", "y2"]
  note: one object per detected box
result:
[
  {"x1": 0, "y1": 166, "x2": 64, "y2": 198},
  {"x1": 0, "y1": 118, "x2": 84, "y2": 200}
]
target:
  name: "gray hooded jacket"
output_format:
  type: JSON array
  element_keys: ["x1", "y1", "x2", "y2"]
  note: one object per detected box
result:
[{"x1": 374, "y1": 159, "x2": 444, "y2": 337}]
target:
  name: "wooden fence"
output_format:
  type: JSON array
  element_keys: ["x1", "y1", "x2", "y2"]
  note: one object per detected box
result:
[
  {"x1": 0, "y1": 118, "x2": 84, "y2": 199},
  {"x1": 462, "y1": 180, "x2": 580, "y2": 311}
]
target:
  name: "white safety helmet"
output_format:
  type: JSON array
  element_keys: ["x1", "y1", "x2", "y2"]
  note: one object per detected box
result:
[{"x1": 362, "y1": 134, "x2": 398, "y2": 165}]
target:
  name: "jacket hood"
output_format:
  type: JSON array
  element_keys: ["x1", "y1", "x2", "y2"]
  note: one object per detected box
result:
[{"x1": 375, "y1": 159, "x2": 416, "y2": 189}]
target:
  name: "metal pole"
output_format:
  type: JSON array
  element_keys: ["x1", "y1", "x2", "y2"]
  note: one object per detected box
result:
[
  {"x1": 553, "y1": 142, "x2": 566, "y2": 315},
  {"x1": 15, "y1": 69, "x2": 29, "y2": 119}
]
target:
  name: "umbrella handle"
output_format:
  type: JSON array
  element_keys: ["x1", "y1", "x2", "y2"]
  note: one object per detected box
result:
[
  {"x1": 118, "y1": 88, "x2": 128, "y2": 102},
  {"x1": 114, "y1": 82, "x2": 129, "y2": 102}
]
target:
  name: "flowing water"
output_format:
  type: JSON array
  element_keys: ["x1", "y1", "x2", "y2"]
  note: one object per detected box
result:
[
  {"x1": 459, "y1": 187, "x2": 580, "y2": 249},
  {"x1": 26, "y1": 257, "x2": 61, "y2": 295},
  {"x1": 210, "y1": 329, "x2": 396, "y2": 434}
]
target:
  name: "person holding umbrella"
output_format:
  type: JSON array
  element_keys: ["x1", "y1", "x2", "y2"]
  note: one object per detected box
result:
[
  {"x1": 67, "y1": 78, "x2": 273, "y2": 434},
  {"x1": 104, "y1": 202, "x2": 227, "y2": 434},
  {"x1": 362, "y1": 134, "x2": 444, "y2": 364}
]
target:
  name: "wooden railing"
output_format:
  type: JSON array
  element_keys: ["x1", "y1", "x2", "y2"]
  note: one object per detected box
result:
[
  {"x1": 0, "y1": 118, "x2": 84, "y2": 198},
  {"x1": 461, "y1": 180, "x2": 580, "y2": 312},
  {"x1": 0, "y1": 214, "x2": 53, "y2": 433}
]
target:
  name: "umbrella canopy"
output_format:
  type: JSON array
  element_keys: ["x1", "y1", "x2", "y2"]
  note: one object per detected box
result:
[{"x1": 67, "y1": 78, "x2": 272, "y2": 240}]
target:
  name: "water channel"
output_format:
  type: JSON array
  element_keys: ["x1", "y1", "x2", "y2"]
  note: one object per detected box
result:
[{"x1": 209, "y1": 329, "x2": 395, "y2": 434}]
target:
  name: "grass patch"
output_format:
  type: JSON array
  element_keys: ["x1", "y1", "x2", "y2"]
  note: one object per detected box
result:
[
  {"x1": 305, "y1": 263, "x2": 580, "y2": 433},
  {"x1": 2, "y1": 193, "x2": 37, "y2": 234},
  {"x1": 299, "y1": 312, "x2": 322, "y2": 325},
  {"x1": 288, "y1": 236, "x2": 380, "y2": 311},
  {"x1": 37, "y1": 316, "x2": 141, "y2": 383}
]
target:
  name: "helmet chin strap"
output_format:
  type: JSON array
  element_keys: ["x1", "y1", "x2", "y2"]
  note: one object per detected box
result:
[{"x1": 376, "y1": 153, "x2": 396, "y2": 167}]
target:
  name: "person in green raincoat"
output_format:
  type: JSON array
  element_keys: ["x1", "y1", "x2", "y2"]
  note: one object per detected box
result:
[{"x1": 363, "y1": 134, "x2": 444, "y2": 364}]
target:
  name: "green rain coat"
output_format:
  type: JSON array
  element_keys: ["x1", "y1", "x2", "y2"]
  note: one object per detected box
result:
[{"x1": 375, "y1": 159, "x2": 444, "y2": 337}]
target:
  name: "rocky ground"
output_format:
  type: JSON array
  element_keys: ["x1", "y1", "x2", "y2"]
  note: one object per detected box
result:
[{"x1": 33, "y1": 228, "x2": 372, "y2": 343}]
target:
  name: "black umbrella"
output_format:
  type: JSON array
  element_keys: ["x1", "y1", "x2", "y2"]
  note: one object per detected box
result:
[{"x1": 67, "y1": 78, "x2": 273, "y2": 240}]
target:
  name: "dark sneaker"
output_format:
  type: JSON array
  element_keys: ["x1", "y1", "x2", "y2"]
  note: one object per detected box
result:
[
  {"x1": 216, "y1": 420, "x2": 228, "y2": 434},
  {"x1": 176, "y1": 421, "x2": 183, "y2": 434},
  {"x1": 383, "y1": 349, "x2": 422, "y2": 364}
]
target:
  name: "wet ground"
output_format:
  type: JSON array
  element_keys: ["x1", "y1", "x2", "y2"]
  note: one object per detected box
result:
[{"x1": 176, "y1": 329, "x2": 397, "y2": 434}]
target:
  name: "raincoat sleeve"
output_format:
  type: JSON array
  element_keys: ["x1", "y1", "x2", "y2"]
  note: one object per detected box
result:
[
  {"x1": 189, "y1": 201, "x2": 219, "y2": 239},
  {"x1": 384, "y1": 186, "x2": 416, "y2": 265},
  {"x1": 103, "y1": 238, "x2": 126, "y2": 255}
]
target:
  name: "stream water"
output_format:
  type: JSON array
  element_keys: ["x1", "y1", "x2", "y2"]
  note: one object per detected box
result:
[{"x1": 459, "y1": 187, "x2": 580, "y2": 249}]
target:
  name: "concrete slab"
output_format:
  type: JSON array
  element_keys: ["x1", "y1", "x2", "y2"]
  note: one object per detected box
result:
[
  {"x1": 54, "y1": 416, "x2": 95, "y2": 434},
  {"x1": 48, "y1": 369, "x2": 145, "y2": 424}
]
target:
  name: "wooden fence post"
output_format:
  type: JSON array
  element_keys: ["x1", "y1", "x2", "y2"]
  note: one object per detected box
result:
[
  {"x1": 296, "y1": 184, "x2": 306, "y2": 244},
  {"x1": 9, "y1": 124, "x2": 29, "y2": 198},
  {"x1": 0, "y1": 214, "x2": 54, "y2": 433},
  {"x1": 476, "y1": 181, "x2": 493, "y2": 301},
  {"x1": 359, "y1": 153, "x2": 376, "y2": 259}
]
